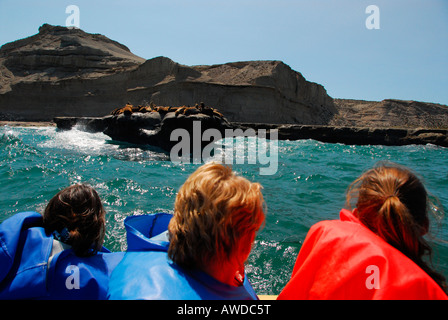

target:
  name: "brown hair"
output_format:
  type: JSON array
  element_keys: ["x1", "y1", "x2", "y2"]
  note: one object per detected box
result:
[
  {"x1": 346, "y1": 163, "x2": 447, "y2": 292},
  {"x1": 168, "y1": 163, "x2": 265, "y2": 270},
  {"x1": 43, "y1": 184, "x2": 106, "y2": 257}
]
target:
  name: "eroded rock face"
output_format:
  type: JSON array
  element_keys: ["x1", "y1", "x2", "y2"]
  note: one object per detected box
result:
[
  {"x1": 0, "y1": 24, "x2": 146, "y2": 121},
  {"x1": 330, "y1": 99, "x2": 448, "y2": 129},
  {"x1": 0, "y1": 24, "x2": 145, "y2": 77},
  {"x1": 0, "y1": 24, "x2": 336, "y2": 124}
]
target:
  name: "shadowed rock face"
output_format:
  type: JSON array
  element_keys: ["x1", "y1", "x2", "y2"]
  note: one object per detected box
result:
[
  {"x1": 52, "y1": 103, "x2": 235, "y2": 153},
  {"x1": 0, "y1": 24, "x2": 336, "y2": 124},
  {"x1": 101, "y1": 103, "x2": 233, "y2": 153}
]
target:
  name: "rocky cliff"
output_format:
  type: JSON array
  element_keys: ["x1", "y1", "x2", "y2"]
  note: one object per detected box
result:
[
  {"x1": 0, "y1": 24, "x2": 335, "y2": 124},
  {"x1": 2, "y1": 24, "x2": 448, "y2": 130},
  {"x1": 330, "y1": 99, "x2": 448, "y2": 129}
]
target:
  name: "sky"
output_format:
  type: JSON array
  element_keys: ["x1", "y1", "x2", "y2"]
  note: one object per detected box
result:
[{"x1": 0, "y1": 0, "x2": 447, "y2": 105}]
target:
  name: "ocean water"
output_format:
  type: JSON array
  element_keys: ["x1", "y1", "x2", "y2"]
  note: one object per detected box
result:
[{"x1": 1, "y1": 125, "x2": 447, "y2": 295}]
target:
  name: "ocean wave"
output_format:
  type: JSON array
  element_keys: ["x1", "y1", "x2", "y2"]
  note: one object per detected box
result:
[
  {"x1": 39, "y1": 127, "x2": 171, "y2": 163},
  {"x1": 246, "y1": 239, "x2": 299, "y2": 295},
  {"x1": 0, "y1": 130, "x2": 43, "y2": 158}
]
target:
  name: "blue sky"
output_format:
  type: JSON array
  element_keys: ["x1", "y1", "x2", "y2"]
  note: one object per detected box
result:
[{"x1": 1, "y1": 0, "x2": 447, "y2": 105}]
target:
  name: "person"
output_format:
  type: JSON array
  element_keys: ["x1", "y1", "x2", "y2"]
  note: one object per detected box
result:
[
  {"x1": 108, "y1": 162, "x2": 265, "y2": 299},
  {"x1": 278, "y1": 163, "x2": 448, "y2": 300},
  {"x1": 0, "y1": 184, "x2": 124, "y2": 299}
]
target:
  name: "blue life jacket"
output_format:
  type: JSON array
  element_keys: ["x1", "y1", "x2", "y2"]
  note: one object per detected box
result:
[
  {"x1": 0, "y1": 211, "x2": 124, "y2": 300},
  {"x1": 108, "y1": 213, "x2": 258, "y2": 300}
]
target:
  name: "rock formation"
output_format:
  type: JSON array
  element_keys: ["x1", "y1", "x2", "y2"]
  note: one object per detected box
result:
[
  {"x1": 0, "y1": 24, "x2": 145, "y2": 121},
  {"x1": 54, "y1": 102, "x2": 233, "y2": 153},
  {"x1": 0, "y1": 24, "x2": 335, "y2": 124},
  {"x1": 102, "y1": 103, "x2": 232, "y2": 152}
]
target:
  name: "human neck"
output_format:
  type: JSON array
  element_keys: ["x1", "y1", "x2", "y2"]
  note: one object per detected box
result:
[{"x1": 203, "y1": 260, "x2": 244, "y2": 287}]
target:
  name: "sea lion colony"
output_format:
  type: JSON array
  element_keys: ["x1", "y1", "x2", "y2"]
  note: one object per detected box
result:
[{"x1": 110, "y1": 102, "x2": 224, "y2": 118}]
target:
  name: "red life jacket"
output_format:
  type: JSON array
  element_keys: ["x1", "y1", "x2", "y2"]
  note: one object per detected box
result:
[{"x1": 278, "y1": 209, "x2": 448, "y2": 300}]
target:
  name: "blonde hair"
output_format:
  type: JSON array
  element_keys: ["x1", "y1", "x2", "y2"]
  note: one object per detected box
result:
[
  {"x1": 346, "y1": 163, "x2": 446, "y2": 292},
  {"x1": 168, "y1": 163, "x2": 265, "y2": 270}
]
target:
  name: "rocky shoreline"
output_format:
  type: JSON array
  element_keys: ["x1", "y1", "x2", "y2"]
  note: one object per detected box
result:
[
  {"x1": 2, "y1": 114, "x2": 446, "y2": 149},
  {"x1": 238, "y1": 123, "x2": 448, "y2": 148},
  {"x1": 0, "y1": 121, "x2": 55, "y2": 127},
  {"x1": 53, "y1": 116, "x2": 448, "y2": 149}
]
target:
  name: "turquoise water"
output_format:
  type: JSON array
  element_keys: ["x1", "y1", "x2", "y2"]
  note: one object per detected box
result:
[{"x1": 1, "y1": 125, "x2": 447, "y2": 295}]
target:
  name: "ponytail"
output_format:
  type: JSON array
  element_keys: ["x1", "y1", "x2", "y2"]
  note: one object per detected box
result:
[
  {"x1": 377, "y1": 195, "x2": 420, "y2": 258},
  {"x1": 347, "y1": 164, "x2": 447, "y2": 293}
]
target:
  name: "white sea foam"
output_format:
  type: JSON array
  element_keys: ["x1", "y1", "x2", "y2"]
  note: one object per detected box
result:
[
  {"x1": 38, "y1": 126, "x2": 112, "y2": 155},
  {"x1": 36, "y1": 126, "x2": 169, "y2": 161}
]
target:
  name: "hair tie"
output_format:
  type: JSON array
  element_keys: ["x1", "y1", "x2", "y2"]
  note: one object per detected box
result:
[
  {"x1": 53, "y1": 227, "x2": 71, "y2": 243},
  {"x1": 386, "y1": 195, "x2": 399, "y2": 201}
]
